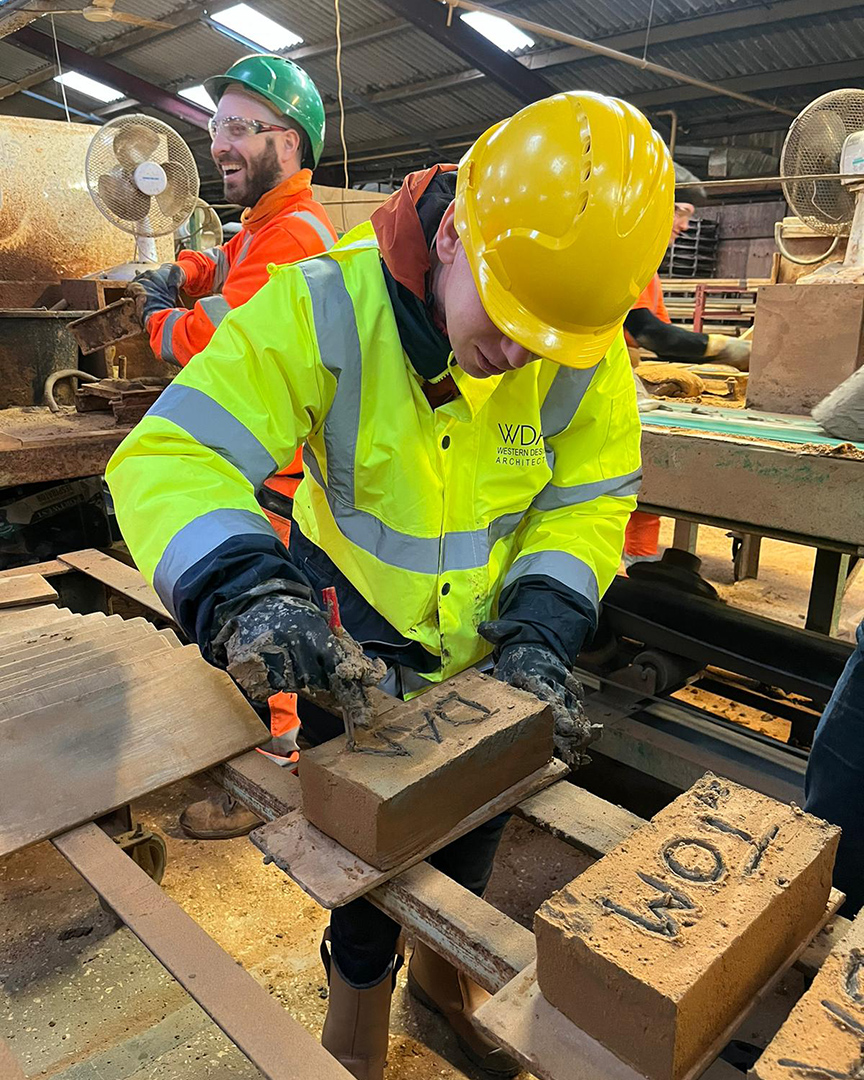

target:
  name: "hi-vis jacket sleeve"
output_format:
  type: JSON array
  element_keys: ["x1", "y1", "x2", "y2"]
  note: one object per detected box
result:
[
  {"x1": 106, "y1": 263, "x2": 331, "y2": 646},
  {"x1": 498, "y1": 344, "x2": 641, "y2": 663},
  {"x1": 147, "y1": 215, "x2": 335, "y2": 368}
]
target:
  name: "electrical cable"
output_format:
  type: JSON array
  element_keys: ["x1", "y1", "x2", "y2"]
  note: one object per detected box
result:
[
  {"x1": 333, "y1": 0, "x2": 349, "y2": 189},
  {"x1": 49, "y1": 15, "x2": 72, "y2": 123}
]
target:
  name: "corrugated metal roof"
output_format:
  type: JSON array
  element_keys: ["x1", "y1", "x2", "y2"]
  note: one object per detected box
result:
[{"x1": 4, "y1": 0, "x2": 864, "y2": 182}]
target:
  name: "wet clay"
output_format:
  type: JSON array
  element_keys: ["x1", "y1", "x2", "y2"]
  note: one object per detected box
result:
[
  {"x1": 534, "y1": 774, "x2": 840, "y2": 1080},
  {"x1": 753, "y1": 912, "x2": 864, "y2": 1079},
  {"x1": 299, "y1": 670, "x2": 553, "y2": 870}
]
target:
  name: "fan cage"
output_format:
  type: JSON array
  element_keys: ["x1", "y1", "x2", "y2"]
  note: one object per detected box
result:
[
  {"x1": 85, "y1": 113, "x2": 200, "y2": 238},
  {"x1": 781, "y1": 89, "x2": 864, "y2": 236}
]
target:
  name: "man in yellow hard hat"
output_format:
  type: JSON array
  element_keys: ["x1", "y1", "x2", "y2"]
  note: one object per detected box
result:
[{"x1": 107, "y1": 91, "x2": 674, "y2": 1079}]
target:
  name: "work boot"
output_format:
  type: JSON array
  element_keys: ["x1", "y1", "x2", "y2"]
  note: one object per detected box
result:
[
  {"x1": 321, "y1": 930, "x2": 399, "y2": 1080},
  {"x1": 408, "y1": 940, "x2": 519, "y2": 1077},
  {"x1": 178, "y1": 792, "x2": 262, "y2": 839}
]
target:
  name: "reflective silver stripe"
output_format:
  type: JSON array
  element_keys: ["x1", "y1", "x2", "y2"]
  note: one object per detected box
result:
[
  {"x1": 540, "y1": 363, "x2": 599, "y2": 438},
  {"x1": 153, "y1": 508, "x2": 275, "y2": 618},
  {"x1": 305, "y1": 448, "x2": 440, "y2": 573},
  {"x1": 504, "y1": 551, "x2": 599, "y2": 611},
  {"x1": 305, "y1": 448, "x2": 526, "y2": 573},
  {"x1": 148, "y1": 384, "x2": 276, "y2": 490},
  {"x1": 233, "y1": 233, "x2": 253, "y2": 269},
  {"x1": 200, "y1": 294, "x2": 231, "y2": 327},
  {"x1": 292, "y1": 210, "x2": 335, "y2": 251},
  {"x1": 532, "y1": 468, "x2": 642, "y2": 512},
  {"x1": 298, "y1": 258, "x2": 361, "y2": 505},
  {"x1": 488, "y1": 509, "x2": 526, "y2": 548},
  {"x1": 203, "y1": 245, "x2": 230, "y2": 292},
  {"x1": 158, "y1": 308, "x2": 185, "y2": 366}
]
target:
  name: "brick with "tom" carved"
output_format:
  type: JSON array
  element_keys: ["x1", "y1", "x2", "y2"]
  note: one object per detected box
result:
[{"x1": 534, "y1": 773, "x2": 840, "y2": 1080}]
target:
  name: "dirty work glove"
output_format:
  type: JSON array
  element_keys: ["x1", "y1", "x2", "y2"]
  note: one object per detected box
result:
[
  {"x1": 127, "y1": 263, "x2": 186, "y2": 329},
  {"x1": 487, "y1": 640, "x2": 600, "y2": 768},
  {"x1": 214, "y1": 591, "x2": 385, "y2": 713},
  {"x1": 705, "y1": 334, "x2": 751, "y2": 371}
]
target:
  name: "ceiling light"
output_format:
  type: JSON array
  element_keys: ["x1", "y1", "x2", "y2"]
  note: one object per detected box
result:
[
  {"x1": 460, "y1": 11, "x2": 534, "y2": 52},
  {"x1": 211, "y1": 3, "x2": 303, "y2": 51},
  {"x1": 54, "y1": 70, "x2": 123, "y2": 104},
  {"x1": 179, "y1": 84, "x2": 217, "y2": 111}
]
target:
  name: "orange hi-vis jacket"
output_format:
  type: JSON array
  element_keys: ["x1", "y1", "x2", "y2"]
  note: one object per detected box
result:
[
  {"x1": 624, "y1": 272, "x2": 668, "y2": 558},
  {"x1": 147, "y1": 170, "x2": 336, "y2": 369},
  {"x1": 147, "y1": 169, "x2": 337, "y2": 517}
]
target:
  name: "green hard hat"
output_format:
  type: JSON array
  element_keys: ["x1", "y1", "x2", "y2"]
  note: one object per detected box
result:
[{"x1": 204, "y1": 53, "x2": 325, "y2": 169}]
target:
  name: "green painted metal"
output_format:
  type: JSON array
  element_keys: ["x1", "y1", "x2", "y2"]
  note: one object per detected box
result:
[{"x1": 642, "y1": 403, "x2": 864, "y2": 451}]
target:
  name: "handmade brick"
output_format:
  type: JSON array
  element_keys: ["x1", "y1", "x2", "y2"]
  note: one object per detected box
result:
[
  {"x1": 535, "y1": 774, "x2": 840, "y2": 1080},
  {"x1": 753, "y1": 912, "x2": 864, "y2": 1080},
  {"x1": 299, "y1": 671, "x2": 553, "y2": 870}
]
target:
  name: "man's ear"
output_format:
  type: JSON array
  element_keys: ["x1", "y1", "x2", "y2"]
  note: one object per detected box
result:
[
  {"x1": 278, "y1": 127, "x2": 302, "y2": 169},
  {"x1": 434, "y1": 201, "x2": 459, "y2": 265}
]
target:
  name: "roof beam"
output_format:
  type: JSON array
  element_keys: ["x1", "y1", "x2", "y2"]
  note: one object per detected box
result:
[
  {"x1": 629, "y1": 57, "x2": 864, "y2": 110},
  {"x1": 9, "y1": 25, "x2": 211, "y2": 128},
  {"x1": 524, "y1": 0, "x2": 863, "y2": 71},
  {"x1": 376, "y1": 0, "x2": 555, "y2": 104}
]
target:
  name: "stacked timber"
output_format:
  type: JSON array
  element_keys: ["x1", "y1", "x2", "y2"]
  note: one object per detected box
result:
[{"x1": 0, "y1": 577, "x2": 266, "y2": 857}]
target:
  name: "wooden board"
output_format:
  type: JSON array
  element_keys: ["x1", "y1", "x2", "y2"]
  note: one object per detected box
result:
[
  {"x1": 53, "y1": 822, "x2": 351, "y2": 1080},
  {"x1": 0, "y1": 1037, "x2": 26, "y2": 1079},
  {"x1": 0, "y1": 559, "x2": 71, "y2": 580},
  {"x1": 58, "y1": 549, "x2": 172, "y2": 621},
  {"x1": 0, "y1": 631, "x2": 178, "y2": 705},
  {"x1": 515, "y1": 780, "x2": 642, "y2": 858},
  {"x1": 0, "y1": 573, "x2": 57, "y2": 608},
  {"x1": 474, "y1": 889, "x2": 844, "y2": 1080},
  {"x1": 251, "y1": 759, "x2": 567, "y2": 908},
  {"x1": 0, "y1": 646, "x2": 266, "y2": 856},
  {"x1": 0, "y1": 604, "x2": 75, "y2": 633}
]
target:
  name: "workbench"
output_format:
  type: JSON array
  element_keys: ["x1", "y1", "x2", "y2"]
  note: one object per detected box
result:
[
  {"x1": 638, "y1": 403, "x2": 864, "y2": 635},
  {"x1": 0, "y1": 407, "x2": 130, "y2": 487}
]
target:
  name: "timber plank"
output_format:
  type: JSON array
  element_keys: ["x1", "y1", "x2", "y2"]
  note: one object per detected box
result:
[
  {"x1": 53, "y1": 823, "x2": 351, "y2": 1080},
  {"x1": 0, "y1": 619, "x2": 154, "y2": 676},
  {"x1": 0, "y1": 573, "x2": 58, "y2": 608},
  {"x1": 0, "y1": 604, "x2": 75, "y2": 633},
  {"x1": 374, "y1": 862, "x2": 535, "y2": 994},
  {"x1": 0, "y1": 648, "x2": 265, "y2": 856},
  {"x1": 58, "y1": 549, "x2": 171, "y2": 621},
  {"x1": 0, "y1": 631, "x2": 177, "y2": 702},
  {"x1": 0, "y1": 1037, "x2": 26, "y2": 1079},
  {"x1": 0, "y1": 559, "x2": 71, "y2": 580},
  {"x1": 515, "y1": 781, "x2": 643, "y2": 858},
  {"x1": 251, "y1": 759, "x2": 567, "y2": 908}
]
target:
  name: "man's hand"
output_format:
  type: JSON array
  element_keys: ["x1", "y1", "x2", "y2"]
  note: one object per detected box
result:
[
  {"x1": 214, "y1": 592, "x2": 384, "y2": 717},
  {"x1": 126, "y1": 263, "x2": 187, "y2": 329},
  {"x1": 705, "y1": 334, "x2": 751, "y2": 371},
  {"x1": 486, "y1": 639, "x2": 601, "y2": 768}
]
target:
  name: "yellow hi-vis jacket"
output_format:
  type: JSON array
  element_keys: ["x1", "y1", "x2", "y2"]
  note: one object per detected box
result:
[{"x1": 106, "y1": 224, "x2": 642, "y2": 681}]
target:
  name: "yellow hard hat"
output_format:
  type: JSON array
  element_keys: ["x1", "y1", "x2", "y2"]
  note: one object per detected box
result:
[{"x1": 454, "y1": 91, "x2": 674, "y2": 368}]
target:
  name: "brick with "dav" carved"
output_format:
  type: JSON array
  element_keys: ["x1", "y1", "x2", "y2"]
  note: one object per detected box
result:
[{"x1": 534, "y1": 773, "x2": 840, "y2": 1080}]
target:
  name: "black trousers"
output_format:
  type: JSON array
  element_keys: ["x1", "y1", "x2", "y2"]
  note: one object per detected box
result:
[
  {"x1": 300, "y1": 697, "x2": 509, "y2": 986},
  {"x1": 276, "y1": 528, "x2": 509, "y2": 984}
]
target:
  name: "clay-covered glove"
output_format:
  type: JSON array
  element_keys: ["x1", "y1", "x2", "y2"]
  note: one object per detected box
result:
[
  {"x1": 705, "y1": 334, "x2": 751, "y2": 371},
  {"x1": 213, "y1": 591, "x2": 385, "y2": 714},
  {"x1": 127, "y1": 263, "x2": 187, "y2": 328},
  {"x1": 486, "y1": 639, "x2": 601, "y2": 768}
]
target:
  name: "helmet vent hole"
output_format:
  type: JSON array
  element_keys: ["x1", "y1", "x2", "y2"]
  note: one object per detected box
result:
[
  {"x1": 583, "y1": 136, "x2": 591, "y2": 153},
  {"x1": 582, "y1": 164, "x2": 591, "y2": 181},
  {"x1": 578, "y1": 192, "x2": 589, "y2": 215}
]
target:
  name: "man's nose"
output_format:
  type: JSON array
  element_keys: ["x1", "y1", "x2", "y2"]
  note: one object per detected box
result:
[
  {"x1": 211, "y1": 130, "x2": 230, "y2": 159},
  {"x1": 500, "y1": 337, "x2": 534, "y2": 369}
]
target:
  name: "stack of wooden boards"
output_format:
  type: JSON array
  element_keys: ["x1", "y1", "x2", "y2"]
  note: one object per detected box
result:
[{"x1": 0, "y1": 577, "x2": 267, "y2": 857}]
